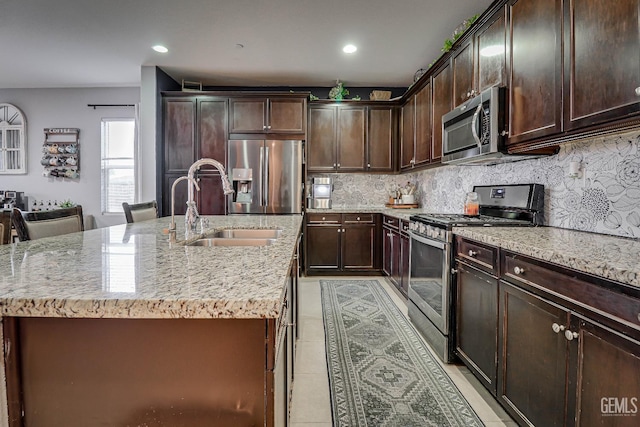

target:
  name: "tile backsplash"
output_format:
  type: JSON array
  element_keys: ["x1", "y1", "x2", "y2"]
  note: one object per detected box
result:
[{"x1": 309, "y1": 128, "x2": 640, "y2": 239}]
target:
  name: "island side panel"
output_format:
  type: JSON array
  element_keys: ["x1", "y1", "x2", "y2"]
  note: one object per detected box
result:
[{"x1": 4, "y1": 317, "x2": 269, "y2": 427}]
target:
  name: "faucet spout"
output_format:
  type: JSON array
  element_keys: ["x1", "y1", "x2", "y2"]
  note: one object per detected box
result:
[
  {"x1": 184, "y1": 158, "x2": 234, "y2": 234},
  {"x1": 169, "y1": 176, "x2": 200, "y2": 235}
]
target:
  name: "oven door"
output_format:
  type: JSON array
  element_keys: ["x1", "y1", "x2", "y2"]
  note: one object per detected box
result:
[{"x1": 408, "y1": 231, "x2": 451, "y2": 334}]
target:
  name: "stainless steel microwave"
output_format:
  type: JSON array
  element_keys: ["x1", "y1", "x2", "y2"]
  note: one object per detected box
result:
[{"x1": 442, "y1": 86, "x2": 544, "y2": 165}]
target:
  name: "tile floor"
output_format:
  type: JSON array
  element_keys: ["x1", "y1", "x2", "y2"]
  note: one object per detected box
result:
[{"x1": 290, "y1": 275, "x2": 518, "y2": 427}]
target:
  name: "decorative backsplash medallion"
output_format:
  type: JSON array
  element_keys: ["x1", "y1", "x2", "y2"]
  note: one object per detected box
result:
[{"x1": 309, "y1": 129, "x2": 640, "y2": 238}]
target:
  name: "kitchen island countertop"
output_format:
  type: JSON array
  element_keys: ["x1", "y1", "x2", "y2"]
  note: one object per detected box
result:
[
  {"x1": 453, "y1": 226, "x2": 640, "y2": 288},
  {"x1": 0, "y1": 215, "x2": 303, "y2": 319}
]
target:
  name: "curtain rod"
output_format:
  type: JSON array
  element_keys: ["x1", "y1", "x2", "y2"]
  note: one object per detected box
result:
[{"x1": 87, "y1": 104, "x2": 135, "y2": 109}]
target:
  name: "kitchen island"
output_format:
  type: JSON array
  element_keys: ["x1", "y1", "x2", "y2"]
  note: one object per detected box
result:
[{"x1": 0, "y1": 214, "x2": 303, "y2": 426}]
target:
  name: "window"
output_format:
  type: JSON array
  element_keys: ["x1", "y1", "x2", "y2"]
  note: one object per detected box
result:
[
  {"x1": 0, "y1": 103, "x2": 27, "y2": 174},
  {"x1": 101, "y1": 118, "x2": 137, "y2": 214}
]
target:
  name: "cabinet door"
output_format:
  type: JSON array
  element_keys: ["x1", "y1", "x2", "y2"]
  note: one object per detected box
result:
[
  {"x1": 198, "y1": 98, "x2": 227, "y2": 162},
  {"x1": 337, "y1": 107, "x2": 366, "y2": 171},
  {"x1": 456, "y1": 263, "x2": 498, "y2": 394},
  {"x1": 196, "y1": 173, "x2": 226, "y2": 215},
  {"x1": 400, "y1": 97, "x2": 415, "y2": 169},
  {"x1": 163, "y1": 173, "x2": 190, "y2": 216},
  {"x1": 507, "y1": 0, "x2": 562, "y2": 145},
  {"x1": 564, "y1": 0, "x2": 640, "y2": 130},
  {"x1": 390, "y1": 230, "x2": 402, "y2": 288},
  {"x1": 382, "y1": 227, "x2": 393, "y2": 277},
  {"x1": 452, "y1": 40, "x2": 475, "y2": 107},
  {"x1": 342, "y1": 225, "x2": 375, "y2": 270},
  {"x1": 399, "y1": 231, "x2": 410, "y2": 297},
  {"x1": 305, "y1": 225, "x2": 341, "y2": 270},
  {"x1": 476, "y1": 8, "x2": 507, "y2": 93},
  {"x1": 432, "y1": 63, "x2": 452, "y2": 164},
  {"x1": 307, "y1": 106, "x2": 337, "y2": 172},
  {"x1": 164, "y1": 98, "x2": 196, "y2": 173},
  {"x1": 574, "y1": 317, "x2": 640, "y2": 427},
  {"x1": 414, "y1": 82, "x2": 432, "y2": 166},
  {"x1": 368, "y1": 106, "x2": 394, "y2": 171},
  {"x1": 498, "y1": 281, "x2": 569, "y2": 427},
  {"x1": 229, "y1": 98, "x2": 267, "y2": 133},
  {"x1": 268, "y1": 98, "x2": 306, "y2": 133}
]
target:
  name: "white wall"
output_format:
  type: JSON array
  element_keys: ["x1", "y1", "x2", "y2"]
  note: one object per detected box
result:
[{"x1": 0, "y1": 87, "x2": 141, "y2": 228}]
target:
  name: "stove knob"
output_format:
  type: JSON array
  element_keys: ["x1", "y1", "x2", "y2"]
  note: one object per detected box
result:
[{"x1": 418, "y1": 224, "x2": 426, "y2": 234}]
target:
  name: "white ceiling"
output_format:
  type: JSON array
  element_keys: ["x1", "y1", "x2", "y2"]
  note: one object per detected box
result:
[{"x1": 0, "y1": 0, "x2": 494, "y2": 89}]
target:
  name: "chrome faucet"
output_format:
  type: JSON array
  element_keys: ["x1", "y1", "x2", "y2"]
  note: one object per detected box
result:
[
  {"x1": 168, "y1": 176, "x2": 200, "y2": 242},
  {"x1": 185, "y1": 158, "x2": 234, "y2": 234}
]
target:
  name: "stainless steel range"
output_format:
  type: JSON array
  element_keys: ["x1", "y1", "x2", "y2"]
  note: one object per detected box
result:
[{"x1": 407, "y1": 183, "x2": 544, "y2": 363}]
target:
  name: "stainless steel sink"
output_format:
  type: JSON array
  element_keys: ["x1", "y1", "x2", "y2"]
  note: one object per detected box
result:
[
  {"x1": 212, "y1": 228, "x2": 283, "y2": 239},
  {"x1": 187, "y1": 237, "x2": 275, "y2": 247}
]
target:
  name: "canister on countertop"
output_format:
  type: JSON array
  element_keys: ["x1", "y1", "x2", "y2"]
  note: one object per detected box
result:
[{"x1": 463, "y1": 192, "x2": 479, "y2": 216}]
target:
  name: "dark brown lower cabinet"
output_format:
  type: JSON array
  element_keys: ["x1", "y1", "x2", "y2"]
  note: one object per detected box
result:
[
  {"x1": 304, "y1": 213, "x2": 380, "y2": 275},
  {"x1": 381, "y1": 216, "x2": 409, "y2": 297},
  {"x1": 455, "y1": 262, "x2": 498, "y2": 394},
  {"x1": 498, "y1": 281, "x2": 570, "y2": 427},
  {"x1": 455, "y1": 237, "x2": 640, "y2": 427}
]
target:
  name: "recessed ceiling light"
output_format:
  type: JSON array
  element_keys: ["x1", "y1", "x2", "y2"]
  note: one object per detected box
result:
[
  {"x1": 152, "y1": 45, "x2": 168, "y2": 53},
  {"x1": 343, "y1": 44, "x2": 357, "y2": 54}
]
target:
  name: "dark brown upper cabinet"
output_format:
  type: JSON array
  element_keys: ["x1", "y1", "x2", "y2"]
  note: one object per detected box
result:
[
  {"x1": 475, "y1": 6, "x2": 507, "y2": 94},
  {"x1": 307, "y1": 103, "x2": 394, "y2": 173},
  {"x1": 506, "y1": 0, "x2": 563, "y2": 146},
  {"x1": 228, "y1": 96, "x2": 306, "y2": 135},
  {"x1": 564, "y1": 0, "x2": 640, "y2": 131},
  {"x1": 400, "y1": 96, "x2": 415, "y2": 169},
  {"x1": 432, "y1": 62, "x2": 452, "y2": 164},
  {"x1": 337, "y1": 106, "x2": 366, "y2": 171},
  {"x1": 400, "y1": 81, "x2": 432, "y2": 171},
  {"x1": 415, "y1": 82, "x2": 432, "y2": 166},
  {"x1": 164, "y1": 97, "x2": 197, "y2": 173},
  {"x1": 452, "y1": 39, "x2": 475, "y2": 107},
  {"x1": 368, "y1": 106, "x2": 396, "y2": 171}
]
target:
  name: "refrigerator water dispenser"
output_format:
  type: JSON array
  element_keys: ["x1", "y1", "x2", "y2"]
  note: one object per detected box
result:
[{"x1": 231, "y1": 168, "x2": 253, "y2": 204}]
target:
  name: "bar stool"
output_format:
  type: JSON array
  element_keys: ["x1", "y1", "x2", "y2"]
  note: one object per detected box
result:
[
  {"x1": 12, "y1": 206, "x2": 84, "y2": 241},
  {"x1": 122, "y1": 201, "x2": 158, "y2": 223}
]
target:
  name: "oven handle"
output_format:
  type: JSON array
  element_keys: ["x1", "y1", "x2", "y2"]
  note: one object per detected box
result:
[{"x1": 408, "y1": 231, "x2": 446, "y2": 250}]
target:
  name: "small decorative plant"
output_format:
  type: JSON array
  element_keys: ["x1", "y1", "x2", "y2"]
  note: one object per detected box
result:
[
  {"x1": 59, "y1": 199, "x2": 75, "y2": 208},
  {"x1": 329, "y1": 80, "x2": 350, "y2": 100},
  {"x1": 441, "y1": 15, "x2": 479, "y2": 53}
]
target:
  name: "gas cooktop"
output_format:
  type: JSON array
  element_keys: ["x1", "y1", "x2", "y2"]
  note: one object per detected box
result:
[{"x1": 411, "y1": 213, "x2": 532, "y2": 227}]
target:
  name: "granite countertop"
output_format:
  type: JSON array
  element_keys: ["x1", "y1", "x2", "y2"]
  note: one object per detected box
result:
[
  {"x1": 306, "y1": 206, "x2": 432, "y2": 221},
  {"x1": 0, "y1": 215, "x2": 303, "y2": 320},
  {"x1": 453, "y1": 226, "x2": 640, "y2": 288}
]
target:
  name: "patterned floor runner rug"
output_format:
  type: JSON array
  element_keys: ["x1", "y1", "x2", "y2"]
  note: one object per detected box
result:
[{"x1": 321, "y1": 279, "x2": 484, "y2": 427}]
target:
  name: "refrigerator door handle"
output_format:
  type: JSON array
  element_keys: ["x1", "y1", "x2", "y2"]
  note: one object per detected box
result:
[
  {"x1": 264, "y1": 146, "x2": 270, "y2": 207},
  {"x1": 259, "y1": 146, "x2": 264, "y2": 207}
]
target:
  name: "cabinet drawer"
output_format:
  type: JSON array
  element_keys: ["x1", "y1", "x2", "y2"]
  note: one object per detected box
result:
[
  {"x1": 399, "y1": 220, "x2": 410, "y2": 235},
  {"x1": 382, "y1": 215, "x2": 399, "y2": 229},
  {"x1": 306, "y1": 213, "x2": 341, "y2": 224},
  {"x1": 456, "y1": 237, "x2": 498, "y2": 274},
  {"x1": 502, "y1": 251, "x2": 640, "y2": 333},
  {"x1": 343, "y1": 213, "x2": 374, "y2": 224}
]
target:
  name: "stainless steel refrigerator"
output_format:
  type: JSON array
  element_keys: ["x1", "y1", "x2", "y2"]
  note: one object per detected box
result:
[{"x1": 227, "y1": 140, "x2": 303, "y2": 214}]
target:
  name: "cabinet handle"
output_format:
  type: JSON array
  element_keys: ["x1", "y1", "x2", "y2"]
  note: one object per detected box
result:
[
  {"x1": 337, "y1": 163, "x2": 341, "y2": 168},
  {"x1": 451, "y1": 268, "x2": 458, "y2": 274},
  {"x1": 513, "y1": 266, "x2": 525, "y2": 275},
  {"x1": 322, "y1": 217, "x2": 326, "y2": 220},
  {"x1": 263, "y1": 125, "x2": 267, "y2": 130},
  {"x1": 333, "y1": 163, "x2": 337, "y2": 168},
  {"x1": 367, "y1": 163, "x2": 371, "y2": 168},
  {"x1": 551, "y1": 323, "x2": 565, "y2": 334},
  {"x1": 267, "y1": 125, "x2": 272, "y2": 130},
  {"x1": 356, "y1": 217, "x2": 360, "y2": 221},
  {"x1": 337, "y1": 229, "x2": 341, "y2": 233},
  {"x1": 342, "y1": 228, "x2": 345, "y2": 232},
  {"x1": 468, "y1": 250, "x2": 477, "y2": 257},
  {"x1": 636, "y1": 87, "x2": 640, "y2": 96},
  {"x1": 564, "y1": 330, "x2": 579, "y2": 341},
  {"x1": 387, "y1": 233, "x2": 392, "y2": 237}
]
